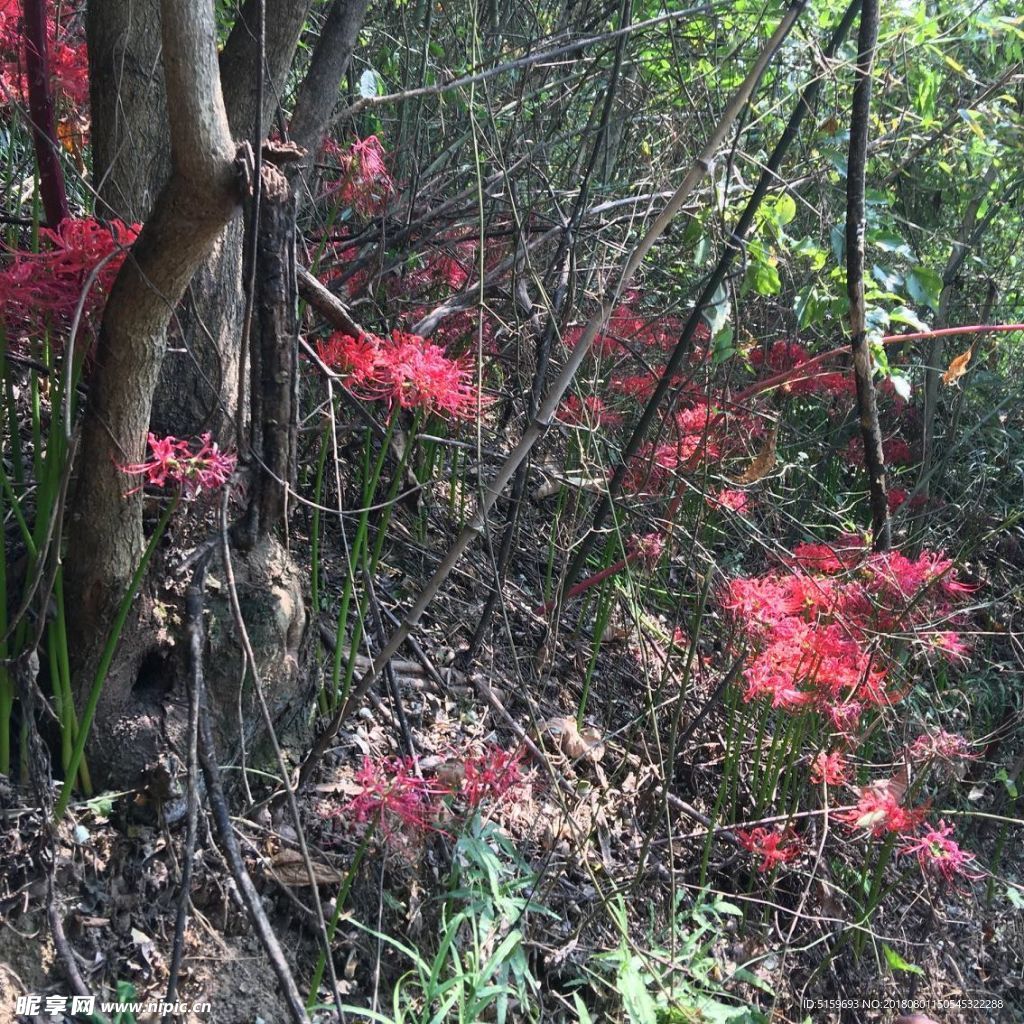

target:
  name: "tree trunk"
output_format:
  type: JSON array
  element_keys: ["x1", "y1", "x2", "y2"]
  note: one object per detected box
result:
[
  {"x1": 87, "y1": 0, "x2": 169, "y2": 223},
  {"x1": 68, "y1": 0, "x2": 241, "y2": 668}
]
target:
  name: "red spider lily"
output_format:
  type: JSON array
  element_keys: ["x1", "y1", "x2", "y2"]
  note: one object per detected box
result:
[
  {"x1": 787, "y1": 537, "x2": 865, "y2": 574},
  {"x1": 821, "y1": 700, "x2": 863, "y2": 734},
  {"x1": 837, "y1": 783, "x2": 927, "y2": 838},
  {"x1": 628, "y1": 532, "x2": 666, "y2": 570},
  {"x1": 378, "y1": 330, "x2": 480, "y2": 419},
  {"x1": 899, "y1": 821, "x2": 983, "y2": 885},
  {"x1": 736, "y1": 826, "x2": 802, "y2": 872},
  {"x1": 460, "y1": 746, "x2": 524, "y2": 808},
  {"x1": 908, "y1": 730, "x2": 977, "y2": 767},
  {"x1": 316, "y1": 331, "x2": 381, "y2": 387},
  {"x1": 346, "y1": 756, "x2": 450, "y2": 835},
  {"x1": 0, "y1": 217, "x2": 139, "y2": 342},
  {"x1": 930, "y1": 630, "x2": 970, "y2": 662},
  {"x1": 323, "y1": 135, "x2": 395, "y2": 216},
  {"x1": 119, "y1": 433, "x2": 236, "y2": 498},
  {"x1": 810, "y1": 750, "x2": 849, "y2": 786},
  {"x1": 316, "y1": 329, "x2": 482, "y2": 420},
  {"x1": 709, "y1": 488, "x2": 751, "y2": 514},
  {"x1": 557, "y1": 394, "x2": 622, "y2": 428},
  {"x1": 0, "y1": 0, "x2": 88, "y2": 110},
  {"x1": 844, "y1": 434, "x2": 914, "y2": 468},
  {"x1": 750, "y1": 339, "x2": 809, "y2": 373}
]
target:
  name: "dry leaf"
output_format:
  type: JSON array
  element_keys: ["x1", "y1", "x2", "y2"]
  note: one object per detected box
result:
[
  {"x1": 537, "y1": 716, "x2": 605, "y2": 763},
  {"x1": 732, "y1": 424, "x2": 778, "y2": 484},
  {"x1": 269, "y1": 848, "x2": 342, "y2": 887},
  {"x1": 942, "y1": 345, "x2": 973, "y2": 386}
]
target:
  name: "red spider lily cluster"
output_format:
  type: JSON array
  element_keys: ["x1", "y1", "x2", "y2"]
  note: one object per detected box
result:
[
  {"x1": 899, "y1": 820, "x2": 983, "y2": 885},
  {"x1": 557, "y1": 394, "x2": 623, "y2": 428},
  {"x1": 836, "y1": 782, "x2": 929, "y2": 838},
  {"x1": 908, "y1": 729, "x2": 976, "y2": 767},
  {"x1": 0, "y1": 0, "x2": 89, "y2": 112},
  {"x1": 565, "y1": 290, "x2": 705, "y2": 361},
  {"x1": 627, "y1": 531, "x2": 666, "y2": 570},
  {"x1": 721, "y1": 538, "x2": 976, "y2": 727},
  {"x1": 709, "y1": 488, "x2": 752, "y2": 515},
  {"x1": 321, "y1": 135, "x2": 395, "y2": 217},
  {"x1": 844, "y1": 433, "x2": 914, "y2": 468},
  {"x1": 344, "y1": 756, "x2": 451, "y2": 836},
  {"x1": 461, "y1": 746, "x2": 524, "y2": 808},
  {"x1": 402, "y1": 237, "x2": 476, "y2": 295},
  {"x1": 325, "y1": 746, "x2": 526, "y2": 841},
  {"x1": 736, "y1": 826, "x2": 802, "y2": 872},
  {"x1": 316, "y1": 329, "x2": 482, "y2": 419},
  {"x1": 0, "y1": 217, "x2": 138, "y2": 345},
  {"x1": 119, "y1": 433, "x2": 236, "y2": 498},
  {"x1": 810, "y1": 749, "x2": 850, "y2": 786}
]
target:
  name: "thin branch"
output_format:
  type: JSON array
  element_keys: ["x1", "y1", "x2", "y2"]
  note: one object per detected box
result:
[
  {"x1": 22, "y1": 0, "x2": 69, "y2": 225},
  {"x1": 337, "y1": 3, "x2": 716, "y2": 120},
  {"x1": 845, "y1": 0, "x2": 889, "y2": 550}
]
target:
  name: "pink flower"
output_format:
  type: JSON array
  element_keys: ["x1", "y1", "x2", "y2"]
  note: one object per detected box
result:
[
  {"x1": 810, "y1": 750, "x2": 849, "y2": 786},
  {"x1": 930, "y1": 630, "x2": 970, "y2": 662},
  {"x1": 900, "y1": 821, "x2": 983, "y2": 884},
  {"x1": 314, "y1": 329, "x2": 482, "y2": 420},
  {"x1": 710, "y1": 488, "x2": 751, "y2": 514},
  {"x1": 887, "y1": 487, "x2": 908, "y2": 512},
  {"x1": 346, "y1": 756, "x2": 449, "y2": 836},
  {"x1": 837, "y1": 783, "x2": 927, "y2": 838},
  {"x1": 557, "y1": 394, "x2": 622, "y2": 428},
  {"x1": 0, "y1": 217, "x2": 139, "y2": 344},
  {"x1": 909, "y1": 730, "x2": 976, "y2": 767},
  {"x1": 736, "y1": 826, "x2": 802, "y2": 872},
  {"x1": 628, "y1": 532, "x2": 666, "y2": 570},
  {"x1": 120, "y1": 433, "x2": 236, "y2": 498},
  {"x1": 323, "y1": 135, "x2": 395, "y2": 216},
  {"x1": 461, "y1": 746, "x2": 524, "y2": 808}
]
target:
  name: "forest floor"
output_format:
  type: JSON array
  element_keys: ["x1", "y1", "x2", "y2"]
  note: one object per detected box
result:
[{"x1": 2, "y1": 446, "x2": 1023, "y2": 1024}]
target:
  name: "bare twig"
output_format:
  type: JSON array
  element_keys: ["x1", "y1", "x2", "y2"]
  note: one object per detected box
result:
[
  {"x1": 845, "y1": 0, "x2": 889, "y2": 549},
  {"x1": 166, "y1": 557, "x2": 211, "y2": 1005}
]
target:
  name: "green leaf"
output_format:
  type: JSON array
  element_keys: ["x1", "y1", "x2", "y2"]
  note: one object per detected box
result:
[
  {"x1": 712, "y1": 327, "x2": 736, "y2": 365},
  {"x1": 358, "y1": 68, "x2": 380, "y2": 98},
  {"x1": 906, "y1": 267, "x2": 943, "y2": 312},
  {"x1": 744, "y1": 257, "x2": 781, "y2": 297},
  {"x1": 883, "y1": 944, "x2": 924, "y2": 976},
  {"x1": 996, "y1": 768, "x2": 1018, "y2": 799},
  {"x1": 889, "y1": 305, "x2": 932, "y2": 332},
  {"x1": 769, "y1": 193, "x2": 796, "y2": 227},
  {"x1": 871, "y1": 264, "x2": 903, "y2": 292},
  {"x1": 1005, "y1": 886, "x2": 1024, "y2": 910},
  {"x1": 573, "y1": 993, "x2": 595, "y2": 1024},
  {"x1": 704, "y1": 283, "x2": 730, "y2": 337},
  {"x1": 889, "y1": 374, "x2": 912, "y2": 401},
  {"x1": 617, "y1": 956, "x2": 658, "y2": 1024},
  {"x1": 830, "y1": 224, "x2": 845, "y2": 263},
  {"x1": 870, "y1": 231, "x2": 914, "y2": 259}
]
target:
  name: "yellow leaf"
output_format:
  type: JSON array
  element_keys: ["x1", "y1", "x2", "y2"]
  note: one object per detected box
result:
[
  {"x1": 731, "y1": 424, "x2": 778, "y2": 485},
  {"x1": 942, "y1": 345, "x2": 973, "y2": 386}
]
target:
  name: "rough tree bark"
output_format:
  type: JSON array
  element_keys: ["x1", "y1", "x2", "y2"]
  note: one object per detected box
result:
[
  {"x1": 88, "y1": 0, "x2": 315, "y2": 439},
  {"x1": 845, "y1": 0, "x2": 890, "y2": 550},
  {"x1": 87, "y1": 0, "x2": 169, "y2": 223},
  {"x1": 289, "y1": 0, "x2": 370, "y2": 168}
]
